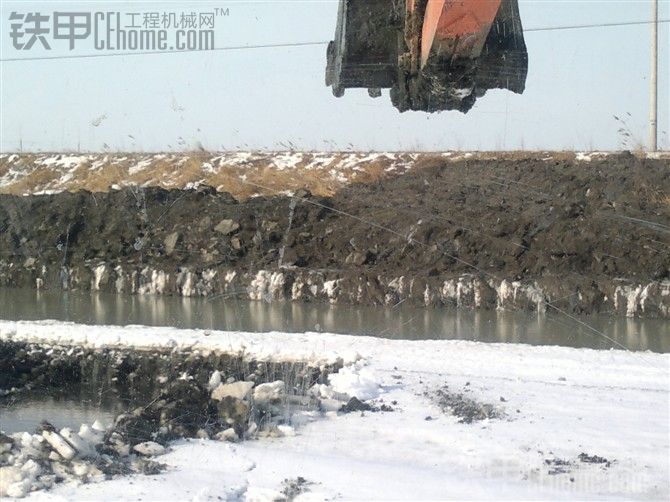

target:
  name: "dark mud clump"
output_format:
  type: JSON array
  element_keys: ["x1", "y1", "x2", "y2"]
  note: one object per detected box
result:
[
  {"x1": 544, "y1": 453, "x2": 615, "y2": 476},
  {"x1": 338, "y1": 396, "x2": 395, "y2": 414},
  {"x1": 339, "y1": 396, "x2": 373, "y2": 413},
  {"x1": 281, "y1": 477, "x2": 313, "y2": 501},
  {"x1": 545, "y1": 457, "x2": 573, "y2": 475},
  {"x1": 429, "y1": 385, "x2": 501, "y2": 423},
  {"x1": 578, "y1": 452, "x2": 613, "y2": 467}
]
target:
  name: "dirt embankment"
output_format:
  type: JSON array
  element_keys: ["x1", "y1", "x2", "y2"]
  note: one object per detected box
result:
[
  {"x1": 0, "y1": 153, "x2": 668, "y2": 317},
  {"x1": 0, "y1": 338, "x2": 333, "y2": 497}
]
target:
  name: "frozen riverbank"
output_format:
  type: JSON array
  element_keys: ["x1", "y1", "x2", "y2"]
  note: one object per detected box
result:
[
  {"x1": 2, "y1": 152, "x2": 668, "y2": 318},
  {"x1": 1, "y1": 320, "x2": 668, "y2": 500}
]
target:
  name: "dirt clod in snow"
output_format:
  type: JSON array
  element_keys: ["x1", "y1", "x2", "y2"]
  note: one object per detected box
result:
[
  {"x1": 578, "y1": 452, "x2": 612, "y2": 466},
  {"x1": 545, "y1": 457, "x2": 573, "y2": 475},
  {"x1": 543, "y1": 453, "x2": 615, "y2": 476},
  {"x1": 430, "y1": 385, "x2": 501, "y2": 424},
  {"x1": 339, "y1": 396, "x2": 373, "y2": 413},
  {"x1": 281, "y1": 476, "x2": 313, "y2": 501}
]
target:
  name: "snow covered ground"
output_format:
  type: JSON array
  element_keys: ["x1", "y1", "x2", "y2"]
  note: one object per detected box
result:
[{"x1": 1, "y1": 320, "x2": 668, "y2": 501}]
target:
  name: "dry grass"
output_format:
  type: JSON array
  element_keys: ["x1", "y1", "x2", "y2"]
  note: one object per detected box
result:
[
  {"x1": 69, "y1": 162, "x2": 127, "y2": 192},
  {"x1": 349, "y1": 159, "x2": 387, "y2": 185},
  {"x1": 649, "y1": 190, "x2": 670, "y2": 209},
  {"x1": 1, "y1": 151, "x2": 668, "y2": 200},
  {"x1": 631, "y1": 177, "x2": 670, "y2": 210},
  {"x1": 4, "y1": 167, "x2": 61, "y2": 195},
  {"x1": 0, "y1": 152, "x2": 409, "y2": 199},
  {"x1": 0, "y1": 152, "x2": 547, "y2": 199},
  {"x1": 0, "y1": 162, "x2": 11, "y2": 180}
]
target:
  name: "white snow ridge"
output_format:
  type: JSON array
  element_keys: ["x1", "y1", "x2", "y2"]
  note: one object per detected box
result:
[{"x1": 0, "y1": 320, "x2": 667, "y2": 500}]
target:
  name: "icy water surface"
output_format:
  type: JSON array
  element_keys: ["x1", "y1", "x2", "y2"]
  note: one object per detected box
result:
[
  {"x1": 0, "y1": 397, "x2": 118, "y2": 434},
  {"x1": 0, "y1": 390, "x2": 120, "y2": 434},
  {"x1": 1, "y1": 287, "x2": 668, "y2": 352}
]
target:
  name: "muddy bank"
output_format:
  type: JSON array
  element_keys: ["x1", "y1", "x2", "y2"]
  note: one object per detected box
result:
[
  {"x1": 0, "y1": 153, "x2": 668, "y2": 317},
  {"x1": 0, "y1": 339, "x2": 336, "y2": 497},
  {"x1": 1, "y1": 339, "x2": 332, "y2": 436}
]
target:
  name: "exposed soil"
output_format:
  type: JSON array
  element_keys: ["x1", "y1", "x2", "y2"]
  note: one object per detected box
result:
[
  {"x1": 281, "y1": 477, "x2": 313, "y2": 501},
  {"x1": 543, "y1": 453, "x2": 614, "y2": 476},
  {"x1": 0, "y1": 153, "x2": 668, "y2": 317},
  {"x1": 578, "y1": 453, "x2": 612, "y2": 466},
  {"x1": 338, "y1": 396, "x2": 394, "y2": 414},
  {"x1": 429, "y1": 385, "x2": 501, "y2": 424},
  {"x1": 544, "y1": 457, "x2": 573, "y2": 476}
]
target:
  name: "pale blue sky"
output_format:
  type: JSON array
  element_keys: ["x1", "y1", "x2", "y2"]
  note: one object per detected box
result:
[{"x1": 0, "y1": 0, "x2": 668, "y2": 152}]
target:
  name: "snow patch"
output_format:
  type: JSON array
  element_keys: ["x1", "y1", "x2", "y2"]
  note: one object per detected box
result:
[{"x1": 327, "y1": 363, "x2": 380, "y2": 401}]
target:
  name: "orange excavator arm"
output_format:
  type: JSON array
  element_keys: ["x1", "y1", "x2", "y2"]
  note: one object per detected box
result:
[{"x1": 419, "y1": 0, "x2": 503, "y2": 66}]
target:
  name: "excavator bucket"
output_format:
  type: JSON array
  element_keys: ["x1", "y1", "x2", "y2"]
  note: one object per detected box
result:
[
  {"x1": 325, "y1": 0, "x2": 401, "y2": 98},
  {"x1": 326, "y1": 0, "x2": 528, "y2": 113}
]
